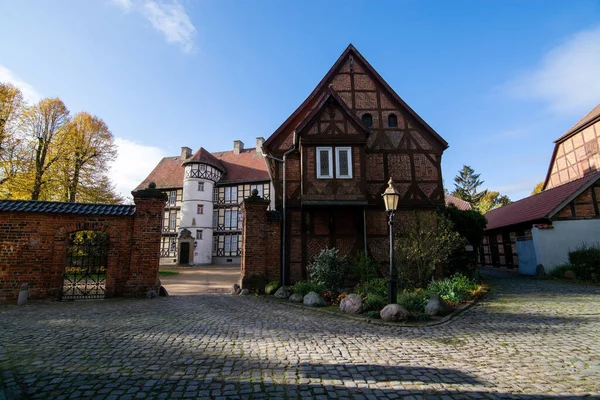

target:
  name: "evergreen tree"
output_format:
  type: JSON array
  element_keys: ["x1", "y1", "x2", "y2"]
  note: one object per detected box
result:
[{"x1": 452, "y1": 165, "x2": 485, "y2": 204}]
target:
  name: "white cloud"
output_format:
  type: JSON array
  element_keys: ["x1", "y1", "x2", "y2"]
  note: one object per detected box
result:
[
  {"x1": 109, "y1": 0, "x2": 196, "y2": 53},
  {"x1": 109, "y1": 138, "x2": 166, "y2": 198},
  {"x1": 507, "y1": 25, "x2": 600, "y2": 116},
  {"x1": 0, "y1": 65, "x2": 42, "y2": 104}
]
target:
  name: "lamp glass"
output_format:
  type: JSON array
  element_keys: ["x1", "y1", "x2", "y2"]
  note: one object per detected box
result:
[{"x1": 382, "y1": 179, "x2": 400, "y2": 212}]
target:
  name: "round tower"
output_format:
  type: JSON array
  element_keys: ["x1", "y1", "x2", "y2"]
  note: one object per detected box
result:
[{"x1": 180, "y1": 148, "x2": 224, "y2": 265}]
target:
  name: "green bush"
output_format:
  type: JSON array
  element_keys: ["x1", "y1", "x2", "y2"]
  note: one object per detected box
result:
[
  {"x1": 291, "y1": 280, "x2": 325, "y2": 297},
  {"x1": 363, "y1": 293, "x2": 388, "y2": 312},
  {"x1": 397, "y1": 290, "x2": 428, "y2": 314},
  {"x1": 549, "y1": 264, "x2": 576, "y2": 279},
  {"x1": 348, "y1": 252, "x2": 381, "y2": 282},
  {"x1": 354, "y1": 278, "x2": 388, "y2": 299},
  {"x1": 363, "y1": 310, "x2": 381, "y2": 319},
  {"x1": 568, "y1": 244, "x2": 600, "y2": 283},
  {"x1": 441, "y1": 206, "x2": 487, "y2": 277},
  {"x1": 308, "y1": 247, "x2": 349, "y2": 290},
  {"x1": 426, "y1": 273, "x2": 479, "y2": 303}
]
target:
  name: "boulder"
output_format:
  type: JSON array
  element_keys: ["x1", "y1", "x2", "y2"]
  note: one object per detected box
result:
[
  {"x1": 158, "y1": 286, "x2": 169, "y2": 297},
  {"x1": 380, "y1": 304, "x2": 409, "y2": 322},
  {"x1": 564, "y1": 270, "x2": 576, "y2": 280},
  {"x1": 340, "y1": 293, "x2": 363, "y2": 314},
  {"x1": 274, "y1": 286, "x2": 292, "y2": 299},
  {"x1": 303, "y1": 291, "x2": 326, "y2": 307},
  {"x1": 239, "y1": 289, "x2": 250, "y2": 296},
  {"x1": 265, "y1": 281, "x2": 280, "y2": 295},
  {"x1": 289, "y1": 293, "x2": 304, "y2": 302},
  {"x1": 425, "y1": 294, "x2": 450, "y2": 316},
  {"x1": 146, "y1": 290, "x2": 158, "y2": 299},
  {"x1": 231, "y1": 284, "x2": 240, "y2": 295}
]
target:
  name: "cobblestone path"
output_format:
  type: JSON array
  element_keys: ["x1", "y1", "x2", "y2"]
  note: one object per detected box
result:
[{"x1": 1, "y1": 277, "x2": 599, "y2": 399}]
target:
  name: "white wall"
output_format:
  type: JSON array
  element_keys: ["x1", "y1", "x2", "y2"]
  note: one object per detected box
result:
[{"x1": 532, "y1": 219, "x2": 600, "y2": 272}]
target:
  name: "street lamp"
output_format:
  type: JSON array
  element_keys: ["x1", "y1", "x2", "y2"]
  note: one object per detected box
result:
[{"x1": 382, "y1": 178, "x2": 400, "y2": 304}]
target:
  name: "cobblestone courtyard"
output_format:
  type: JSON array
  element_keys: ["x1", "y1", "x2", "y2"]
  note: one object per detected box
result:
[{"x1": 1, "y1": 277, "x2": 599, "y2": 399}]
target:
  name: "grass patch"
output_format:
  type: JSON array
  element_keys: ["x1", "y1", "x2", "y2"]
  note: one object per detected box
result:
[{"x1": 159, "y1": 270, "x2": 179, "y2": 276}]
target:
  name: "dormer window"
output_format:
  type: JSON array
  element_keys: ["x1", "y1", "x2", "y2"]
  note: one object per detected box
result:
[
  {"x1": 316, "y1": 147, "x2": 333, "y2": 179},
  {"x1": 388, "y1": 114, "x2": 398, "y2": 128},
  {"x1": 362, "y1": 113, "x2": 373, "y2": 128}
]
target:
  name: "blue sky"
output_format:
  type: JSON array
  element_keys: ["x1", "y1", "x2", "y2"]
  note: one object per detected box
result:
[{"x1": 1, "y1": 0, "x2": 599, "y2": 200}]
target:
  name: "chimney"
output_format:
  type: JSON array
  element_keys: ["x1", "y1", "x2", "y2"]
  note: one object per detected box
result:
[
  {"x1": 233, "y1": 140, "x2": 244, "y2": 155},
  {"x1": 255, "y1": 137, "x2": 265, "y2": 153},
  {"x1": 181, "y1": 146, "x2": 192, "y2": 159}
]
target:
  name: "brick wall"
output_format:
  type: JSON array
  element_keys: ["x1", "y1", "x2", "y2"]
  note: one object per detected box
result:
[
  {"x1": 239, "y1": 195, "x2": 281, "y2": 290},
  {"x1": 0, "y1": 188, "x2": 166, "y2": 301}
]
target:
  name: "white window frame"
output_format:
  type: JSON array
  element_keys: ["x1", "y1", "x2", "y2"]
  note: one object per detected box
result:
[
  {"x1": 197, "y1": 204, "x2": 204, "y2": 214},
  {"x1": 335, "y1": 147, "x2": 353, "y2": 179},
  {"x1": 316, "y1": 147, "x2": 333, "y2": 179},
  {"x1": 169, "y1": 213, "x2": 177, "y2": 230},
  {"x1": 169, "y1": 191, "x2": 177, "y2": 205},
  {"x1": 198, "y1": 182, "x2": 204, "y2": 191},
  {"x1": 196, "y1": 230, "x2": 203, "y2": 240}
]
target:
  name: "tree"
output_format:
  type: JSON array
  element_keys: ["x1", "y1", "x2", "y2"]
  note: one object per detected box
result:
[
  {"x1": 56, "y1": 112, "x2": 117, "y2": 202},
  {"x1": 395, "y1": 211, "x2": 464, "y2": 288},
  {"x1": 476, "y1": 191, "x2": 511, "y2": 214},
  {"x1": 532, "y1": 181, "x2": 544, "y2": 195},
  {"x1": 20, "y1": 98, "x2": 70, "y2": 200},
  {"x1": 0, "y1": 83, "x2": 24, "y2": 187},
  {"x1": 452, "y1": 165, "x2": 485, "y2": 204}
]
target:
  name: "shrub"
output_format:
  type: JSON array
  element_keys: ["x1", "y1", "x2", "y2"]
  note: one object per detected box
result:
[
  {"x1": 322, "y1": 290, "x2": 341, "y2": 305},
  {"x1": 568, "y1": 244, "x2": 600, "y2": 283},
  {"x1": 549, "y1": 264, "x2": 576, "y2": 279},
  {"x1": 291, "y1": 280, "x2": 325, "y2": 297},
  {"x1": 426, "y1": 273, "x2": 479, "y2": 303},
  {"x1": 397, "y1": 290, "x2": 427, "y2": 314},
  {"x1": 348, "y1": 252, "x2": 381, "y2": 282},
  {"x1": 363, "y1": 294, "x2": 387, "y2": 312},
  {"x1": 441, "y1": 206, "x2": 487, "y2": 277},
  {"x1": 354, "y1": 278, "x2": 388, "y2": 299},
  {"x1": 308, "y1": 247, "x2": 349, "y2": 290},
  {"x1": 363, "y1": 310, "x2": 381, "y2": 319}
]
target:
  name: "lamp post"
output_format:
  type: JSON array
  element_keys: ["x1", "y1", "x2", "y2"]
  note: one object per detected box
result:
[{"x1": 382, "y1": 178, "x2": 400, "y2": 304}]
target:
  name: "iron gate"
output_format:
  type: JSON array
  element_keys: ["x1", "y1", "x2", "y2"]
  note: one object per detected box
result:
[{"x1": 62, "y1": 231, "x2": 109, "y2": 300}]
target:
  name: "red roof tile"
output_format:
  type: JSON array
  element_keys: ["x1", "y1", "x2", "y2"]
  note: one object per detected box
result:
[
  {"x1": 555, "y1": 103, "x2": 600, "y2": 143},
  {"x1": 484, "y1": 173, "x2": 600, "y2": 231},
  {"x1": 444, "y1": 194, "x2": 472, "y2": 211},
  {"x1": 136, "y1": 147, "x2": 269, "y2": 190},
  {"x1": 183, "y1": 147, "x2": 225, "y2": 171}
]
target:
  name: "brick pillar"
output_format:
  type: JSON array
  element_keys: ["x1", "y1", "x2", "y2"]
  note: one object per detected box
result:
[
  {"x1": 240, "y1": 193, "x2": 281, "y2": 290},
  {"x1": 125, "y1": 183, "x2": 167, "y2": 297}
]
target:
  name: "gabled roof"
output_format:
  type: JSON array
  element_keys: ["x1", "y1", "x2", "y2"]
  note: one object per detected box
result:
[
  {"x1": 183, "y1": 147, "x2": 225, "y2": 171},
  {"x1": 444, "y1": 194, "x2": 472, "y2": 211},
  {"x1": 295, "y1": 86, "x2": 370, "y2": 135},
  {"x1": 263, "y1": 44, "x2": 448, "y2": 150},
  {"x1": 135, "y1": 147, "x2": 269, "y2": 190},
  {"x1": 0, "y1": 200, "x2": 135, "y2": 216},
  {"x1": 555, "y1": 103, "x2": 600, "y2": 143},
  {"x1": 485, "y1": 173, "x2": 600, "y2": 231}
]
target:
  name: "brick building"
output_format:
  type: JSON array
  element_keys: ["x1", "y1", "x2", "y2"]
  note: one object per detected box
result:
[{"x1": 482, "y1": 103, "x2": 600, "y2": 274}]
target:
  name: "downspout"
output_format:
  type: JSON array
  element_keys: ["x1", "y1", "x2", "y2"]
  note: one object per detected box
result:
[{"x1": 261, "y1": 131, "x2": 297, "y2": 286}]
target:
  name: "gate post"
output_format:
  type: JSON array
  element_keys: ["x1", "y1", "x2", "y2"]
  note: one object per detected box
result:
[
  {"x1": 240, "y1": 192, "x2": 281, "y2": 290},
  {"x1": 126, "y1": 183, "x2": 167, "y2": 297}
]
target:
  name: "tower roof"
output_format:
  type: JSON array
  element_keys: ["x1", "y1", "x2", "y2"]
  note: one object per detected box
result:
[{"x1": 182, "y1": 147, "x2": 225, "y2": 171}]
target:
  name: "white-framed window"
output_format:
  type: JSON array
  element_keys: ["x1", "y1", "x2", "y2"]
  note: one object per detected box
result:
[
  {"x1": 169, "y1": 213, "x2": 177, "y2": 230},
  {"x1": 335, "y1": 147, "x2": 352, "y2": 179},
  {"x1": 169, "y1": 190, "x2": 177, "y2": 205},
  {"x1": 224, "y1": 235, "x2": 231, "y2": 253},
  {"x1": 213, "y1": 210, "x2": 218, "y2": 228},
  {"x1": 213, "y1": 187, "x2": 219, "y2": 202},
  {"x1": 316, "y1": 147, "x2": 333, "y2": 179},
  {"x1": 198, "y1": 182, "x2": 204, "y2": 191},
  {"x1": 196, "y1": 230, "x2": 203, "y2": 240},
  {"x1": 224, "y1": 210, "x2": 238, "y2": 229},
  {"x1": 197, "y1": 204, "x2": 204, "y2": 214},
  {"x1": 200, "y1": 164, "x2": 206, "y2": 171},
  {"x1": 224, "y1": 186, "x2": 238, "y2": 203}
]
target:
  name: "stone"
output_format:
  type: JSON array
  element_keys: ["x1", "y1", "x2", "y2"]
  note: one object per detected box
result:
[
  {"x1": 380, "y1": 304, "x2": 409, "y2": 322},
  {"x1": 424, "y1": 294, "x2": 450, "y2": 316},
  {"x1": 535, "y1": 264, "x2": 546, "y2": 279},
  {"x1": 265, "y1": 281, "x2": 280, "y2": 295},
  {"x1": 274, "y1": 286, "x2": 292, "y2": 299},
  {"x1": 240, "y1": 289, "x2": 250, "y2": 296},
  {"x1": 564, "y1": 270, "x2": 576, "y2": 280},
  {"x1": 303, "y1": 291, "x2": 326, "y2": 307},
  {"x1": 231, "y1": 284, "x2": 240, "y2": 295},
  {"x1": 339, "y1": 294, "x2": 363, "y2": 314},
  {"x1": 17, "y1": 283, "x2": 28, "y2": 306},
  {"x1": 289, "y1": 293, "x2": 303, "y2": 302},
  {"x1": 146, "y1": 290, "x2": 158, "y2": 299},
  {"x1": 158, "y1": 286, "x2": 169, "y2": 297}
]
